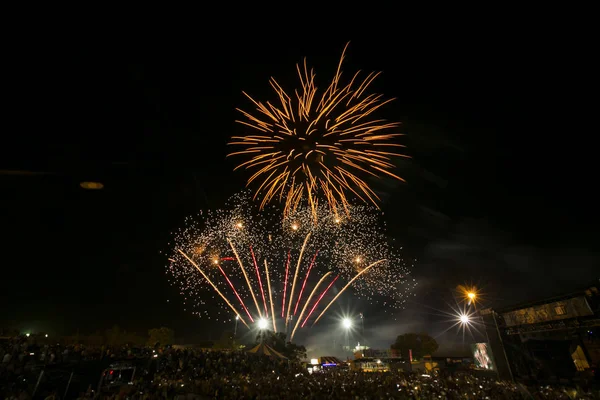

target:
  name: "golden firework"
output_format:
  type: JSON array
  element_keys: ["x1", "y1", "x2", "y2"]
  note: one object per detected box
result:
[{"x1": 229, "y1": 43, "x2": 409, "y2": 217}]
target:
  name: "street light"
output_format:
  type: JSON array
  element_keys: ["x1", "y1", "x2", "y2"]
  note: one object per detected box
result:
[
  {"x1": 466, "y1": 291, "x2": 477, "y2": 307},
  {"x1": 359, "y1": 313, "x2": 365, "y2": 346},
  {"x1": 342, "y1": 318, "x2": 352, "y2": 349},
  {"x1": 257, "y1": 318, "x2": 268, "y2": 344},
  {"x1": 460, "y1": 314, "x2": 470, "y2": 324},
  {"x1": 457, "y1": 285, "x2": 479, "y2": 306}
]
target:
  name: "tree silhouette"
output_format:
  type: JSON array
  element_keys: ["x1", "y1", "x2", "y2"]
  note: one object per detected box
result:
[
  {"x1": 391, "y1": 333, "x2": 438, "y2": 360},
  {"x1": 147, "y1": 327, "x2": 175, "y2": 347}
]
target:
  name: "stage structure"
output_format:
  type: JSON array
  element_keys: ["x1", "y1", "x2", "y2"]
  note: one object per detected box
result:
[{"x1": 479, "y1": 284, "x2": 600, "y2": 382}]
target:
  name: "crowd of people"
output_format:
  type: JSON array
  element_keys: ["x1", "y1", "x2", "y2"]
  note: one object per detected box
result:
[
  {"x1": 131, "y1": 359, "x2": 597, "y2": 399},
  {"x1": 0, "y1": 335, "x2": 154, "y2": 399},
  {"x1": 1, "y1": 335, "x2": 598, "y2": 399}
]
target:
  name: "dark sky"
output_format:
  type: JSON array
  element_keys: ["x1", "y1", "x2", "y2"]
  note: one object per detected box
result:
[{"x1": 2, "y1": 30, "x2": 597, "y2": 348}]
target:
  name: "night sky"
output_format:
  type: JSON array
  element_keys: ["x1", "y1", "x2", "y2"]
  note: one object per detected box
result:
[{"x1": 2, "y1": 31, "x2": 597, "y2": 350}]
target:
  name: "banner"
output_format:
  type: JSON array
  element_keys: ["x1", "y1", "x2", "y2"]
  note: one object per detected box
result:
[{"x1": 502, "y1": 296, "x2": 592, "y2": 327}]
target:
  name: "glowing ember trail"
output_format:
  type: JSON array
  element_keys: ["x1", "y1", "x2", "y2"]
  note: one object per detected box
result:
[
  {"x1": 228, "y1": 239, "x2": 262, "y2": 318},
  {"x1": 286, "y1": 232, "x2": 311, "y2": 325},
  {"x1": 302, "y1": 275, "x2": 339, "y2": 328},
  {"x1": 264, "y1": 259, "x2": 277, "y2": 332},
  {"x1": 217, "y1": 264, "x2": 254, "y2": 322},
  {"x1": 282, "y1": 251, "x2": 290, "y2": 318},
  {"x1": 294, "y1": 250, "x2": 319, "y2": 315},
  {"x1": 177, "y1": 249, "x2": 249, "y2": 328},
  {"x1": 313, "y1": 259, "x2": 386, "y2": 326},
  {"x1": 250, "y1": 245, "x2": 268, "y2": 316},
  {"x1": 290, "y1": 272, "x2": 332, "y2": 341}
]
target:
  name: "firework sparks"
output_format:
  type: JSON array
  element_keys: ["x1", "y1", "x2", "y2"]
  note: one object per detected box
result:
[
  {"x1": 217, "y1": 263, "x2": 253, "y2": 322},
  {"x1": 177, "y1": 250, "x2": 249, "y2": 328},
  {"x1": 290, "y1": 271, "x2": 332, "y2": 341},
  {"x1": 312, "y1": 259, "x2": 386, "y2": 326},
  {"x1": 229, "y1": 239, "x2": 263, "y2": 318},
  {"x1": 286, "y1": 232, "x2": 311, "y2": 326},
  {"x1": 250, "y1": 245, "x2": 268, "y2": 315},
  {"x1": 166, "y1": 192, "x2": 415, "y2": 333},
  {"x1": 264, "y1": 259, "x2": 277, "y2": 332},
  {"x1": 301, "y1": 274, "x2": 339, "y2": 328},
  {"x1": 229, "y1": 43, "x2": 409, "y2": 218},
  {"x1": 294, "y1": 250, "x2": 318, "y2": 315}
]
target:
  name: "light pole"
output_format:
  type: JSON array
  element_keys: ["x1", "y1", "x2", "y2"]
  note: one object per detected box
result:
[
  {"x1": 258, "y1": 318, "x2": 268, "y2": 343},
  {"x1": 360, "y1": 313, "x2": 365, "y2": 346},
  {"x1": 286, "y1": 315, "x2": 293, "y2": 339},
  {"x1": 342, "y1": 318, "x2": 352, "y2": 350}
]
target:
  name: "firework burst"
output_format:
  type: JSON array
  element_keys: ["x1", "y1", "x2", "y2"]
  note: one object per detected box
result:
[
  {"x1": 229, "y1": 43, "x2": 409, "y2": 219},
  {"x1": 165, "y1": 192, "x2": 416, "y2": 339}
]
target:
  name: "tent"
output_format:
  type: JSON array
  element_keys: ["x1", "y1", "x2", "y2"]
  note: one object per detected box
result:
[{"x1": 247, "y1": 343, "x2": 288, "y2": 359}]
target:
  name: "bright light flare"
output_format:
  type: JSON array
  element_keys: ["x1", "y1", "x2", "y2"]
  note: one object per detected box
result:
[
  {"x1": 291, "y1": 223, "x2": 299, "y2": 231},
  {"x1": 433, "y1": 300, "x2": 482, "y2": 344},
  {"x1": 257, "y1": 318, "x2": 269, "y2": 330},
  {"x1": 236, "y1": 222, "x2": 243, "y2": 229},
  {"x1": 457, "y1": 284, "x2": 481, "y2": 306},
  {"x1": 342, "y1": 318, "x2": 352, "y2": 329}
]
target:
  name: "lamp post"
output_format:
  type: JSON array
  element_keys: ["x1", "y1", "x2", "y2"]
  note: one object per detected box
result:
[
  {"x1": 258, "y1": 318, "x2": 268, "y2": 343},
  {"x1": 360, "y1": 313, "x2": 365, "y2": 346},
  {"x1": 342, "y1": 318, "x2": 352, "y2": 350},
  {"x1": 234, "y1": 315, "x2": 239, "y2": 339}
]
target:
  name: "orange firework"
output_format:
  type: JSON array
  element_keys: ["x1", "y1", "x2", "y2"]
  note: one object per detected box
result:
[{"x1": 228, "y1": 43, "x2": 409, "y2": 218}]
